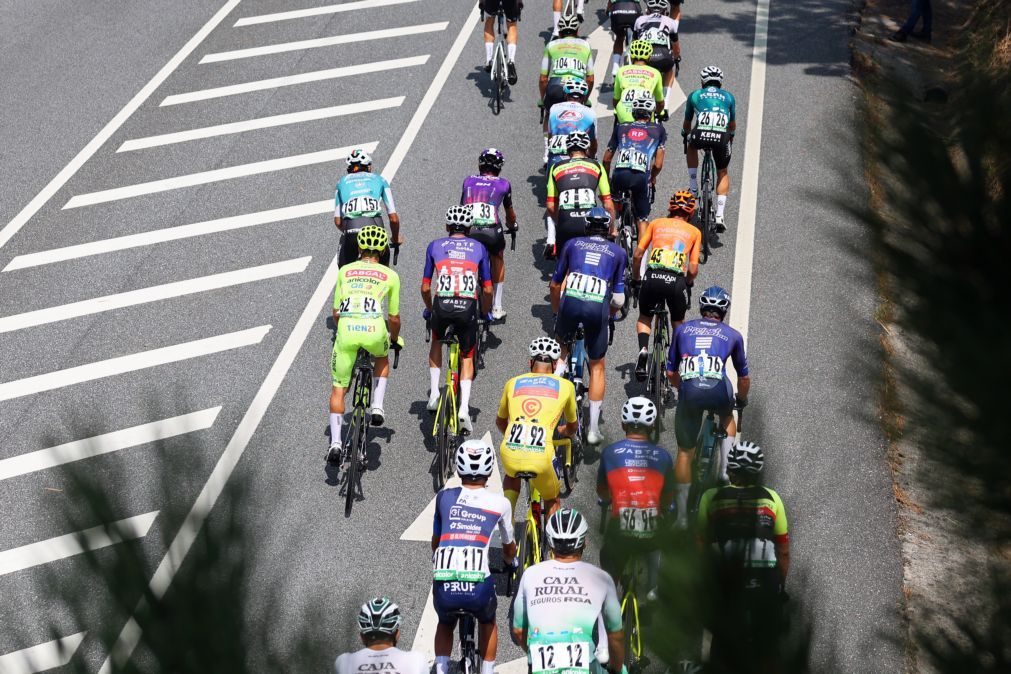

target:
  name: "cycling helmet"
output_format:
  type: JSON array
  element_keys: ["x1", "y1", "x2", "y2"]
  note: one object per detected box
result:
[
  {"x1": 445, "y1": 205, "x2": 474, "y2": 233},
  {"x1": 346, "y1": 148, "x2": 373, "y2": 170},
  {"x1": 645, "y1": 0, "x2": 671, "y2": 13},
  {"x1": 584, "y1": 206, "x2": 611, "y2": 234},
  {"x1": 457, "y1": 439, "x2": 495, "y2": 478},
  {"x1": 556, "y1": 14, "x2": 581, "y2": 35},
  {"x1": 669, "y1": 189, "x2": 698, "y2": 216},
  {"x1": 357, "y1": 225, "x2": 389, "y2": 252},
  {"x1": 622, "y1": 396, "x2": 658, "y2": 427},
  {"x1": 699, "y1": 285, "x2": 731, "y2": 318},
  {"x1": 630, "y1": 96, "x2": 656, "y2": 119},
  {"x1": 546, "y1": 508, "x2": 588, "y2": 554},
  {"x1": 628, "y1": 40, "x2": 654, "y2": 62},
  {"x1": 562, "y1": 76, "x2": 590, "y2": 99},
  {"x1": 478, "y1": 148, "x2": 505, "y2": 171},
  {"x1": 700, "y1": 66, "x2": 724, "y2": 88},
  {"x1": 727, "y1": 441, "x2": 764, "y2": 475},
  {"x1": 529, "y1": 336, "x2": 562, "y2": 362},
  {"x1": 358, "y1": 597, "x2": 402, "y2": 635},
  {"x1": 565, "y1": 131, "x2": 592, "y2": 153}
]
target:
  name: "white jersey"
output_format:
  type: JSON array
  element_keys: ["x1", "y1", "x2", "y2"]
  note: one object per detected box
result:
[
  {"x1": 433, "y1": 486, "x2": 515, "y2": 582},
  {"x1": 334, "y1": 647, "x2": 429, "y2": 674},
  {"x1": 512, "y1": 560, "x2": 622, "y2": 674},
  {"x1": 633, "y1": 14, "x2": 679, "y2": 49}
]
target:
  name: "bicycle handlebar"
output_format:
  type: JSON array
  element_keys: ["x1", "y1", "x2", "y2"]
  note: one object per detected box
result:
[
  {"x1": 391, "y1": 342, "x2": 402, "y2": 369},
  {"x1": 608, "y1": 318, "x2": 615, "y2": 346}
]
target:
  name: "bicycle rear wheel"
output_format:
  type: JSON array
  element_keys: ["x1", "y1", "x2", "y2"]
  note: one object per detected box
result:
[
  {"x1": 459, "y1": 614, "x2": 480, "y2": 674},
  {"x1": 344, "y1": 408, "x2": 365, "y2": 517}
]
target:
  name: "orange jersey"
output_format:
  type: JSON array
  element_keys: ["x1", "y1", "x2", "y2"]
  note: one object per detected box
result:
[{"x1": 637, "y1": 217, "x2": 701, "y2": 275}]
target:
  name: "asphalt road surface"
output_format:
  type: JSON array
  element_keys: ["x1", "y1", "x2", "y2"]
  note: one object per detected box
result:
[{"x1": 0, "y1": 1, "x2": 902, "y2": 672}]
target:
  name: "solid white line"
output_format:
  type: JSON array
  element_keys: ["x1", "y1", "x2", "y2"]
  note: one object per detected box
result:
[
  {"x1": 160, "y1": 56, "x2": 429, "y2": 106},
  {"x1": 0, "y1": 408, "x2": 221, "y2": 481},
  {"x1": 200, "y1": 22, "x2": 448, "y2": 63},
  {"x1": 0, "y1": 326, "x2": 271, "y2": 403},
  {"x1": 119, "y1": 98, "x2": 403, "y2": 152},
  {"x1": 3, "y1": 202, "x2": 331, "y2": 271},
  {"x1": 0, "y1": 256, "x2": 309, "y2": 333},
  {"x1": 99, "y1": 5, "x2": 482, "y2": 669},
  {"x1": 0, "y1": 512, "x2": 158, "y2": 576},
  {"x1": 234, "y1": 0, "x2": 419, "y2": 26},
  {"x1": 0, "y1": 632, "x2": 86, "y2": 674},
  {"x1": 0, "y1": 0, "x2": 242, "y2": 252},
  {"x1": 63, "y1": 143, "x2": 376, "y2": 209},
  {"x1": 0, "y1": 258, "x2": 310, "y2": 333}
]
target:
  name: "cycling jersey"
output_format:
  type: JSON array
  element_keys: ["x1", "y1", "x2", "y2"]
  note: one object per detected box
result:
[
  {"x1": 512, "y1": 560, "x2": 622, "y2": 674},
  {"x1": 547, "y1": 158, "x2": 613, "y2": 253},
  {"x1": 684, "y1": 87, "x2": 737, "y2": 133},
  {"x1": 637, "y1": 217, "x2": 700, "y2": 275},
  {"x1": 613, "y1": 64, "x2": 664, "y2": 123},
  {"x1": 422, "y1": 236, "x2": 493, "y2": 304},
  {"x1": 634, "y1": 14, "x2": 678, "y2": 48},
  {"x1": 541, "y1": 37, "x2": 594, "y2": 81},
  {"x1": 334, "y1": 648, "x2": 428, "y2": 674},
  {"x1": 607, "y1": 121, "x2": 667, "y2": 174},
  {"x1": 547, "y1": 102, "x2": 598, "y2": 167},
  {"x1": 461, "y1": 174, "x2": 513, "y2": 229},
  {"x1": 597, "y1": 438, "x2": 675, "y2": 538},
  {"x1": 497, "y1": 373, "x2": 578, "y2": 500},
  {"x1": 552, "y1": 236, "x2": 627, "y2": 360},
  {"x1": 697, "y1": 484, "x2": 789, "y2": 571},
  {"x1": 334, "y1": 172, "x2": 396, "y2": 229},
  {"x1": 330, "y1": 261, "x2": 400, "y2": 388},
  {"x1": 608, "y1": 0, "x2": 642, "y2": 34}
]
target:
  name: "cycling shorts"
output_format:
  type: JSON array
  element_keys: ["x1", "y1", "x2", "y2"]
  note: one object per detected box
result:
[
  {"x1": 647, "y1": 49, "x2": 677, "y2": 76},
  {"x1": 555, "y1": 213, "x2": 590, "y2": 258},
  {"x1": 599, "y1": 531, "x2": 660, "y2": 579},
  {"x1": 501, "y1": 451, "x2": 561, "y2": 501},
  {"x1": 555, "y1": 300, "x2": 611, "y2": 361},
  {"x1": 483, "y1": 0, "x2": 521, "y2": 22},
  {"x1": 339, "y1": 226, "x2": 392, "y2": 267},
  {"x1": 611, "y1": 169, "x2": 651, "y2": 221},
  {"x1": 433, "y1": 578, "x2": 497, "y2": 625},
  {"x1": 331, "y1": 326, "x2": 389, "y2": 388},
  {"x1": 638, "y1": 269, "x2": 689, "y2": 321},
  {"x1": 609, "y1": 2, "x2": 641, "y2": 35},
  {"x1": 469, "y1": 226, "x2": 506, "y2": 256},
  {"x1": 688, "y1": 129, "x2": 733, "y2": 171},
  {"x1": 431, "y1": 298, "x2": 479, "y2": 359},
  {"x1": 543, "y1": 78, "x2": 568, "y2": 114},
  {"x1": 673, "y1": 380, "x2": 734, "y2": 448}
]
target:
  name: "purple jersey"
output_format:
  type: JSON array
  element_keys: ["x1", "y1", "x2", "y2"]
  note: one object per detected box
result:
[
  {"x1": 552, "y1": 235, "x2": 627, "y2": 305},
  {"x1": 460, "y1": 175, "x2": 513, "y2": 228},
  {"x1": 422, "y1": 236, "x2": 492, "y2": 301},
  {"x1": 667, "y1": 318, "x2": 749, "y2": 391}
]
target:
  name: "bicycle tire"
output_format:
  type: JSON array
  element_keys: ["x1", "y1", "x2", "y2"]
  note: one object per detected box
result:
[
  {"x1": 344, "y1": 409, "x2": 363, "y2": 517},
  {"x1": 460, "y1": 614, "x2": 479, "y2": 674},
  {"x1": 435, "y1": 390, "x2": 451, "y2": 491},
  {"x1": 622, "y1": 590, "x2": 641, "y2": 673}
]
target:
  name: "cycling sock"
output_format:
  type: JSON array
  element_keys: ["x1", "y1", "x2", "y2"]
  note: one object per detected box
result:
[
  {"x1": 429, "y1": 367, "x2": 441, "y2": 399},
  {"x1": 719, "y1": 435, "x2": 735, "y2": 481},
  {"x1": 481, "y1": 661, "x2": 496, "y2": 674},
  {"x1": 459, "y1": 379, "x2": 472, "y2": 414},
  {"x1": 590, "y1": 399, "x2": 602, "y2": 433},
  {"x1": 546, "y1": 216, "x2": 556, "y2": 245},
  {"x1": 688, "y1": 168, "x2": 698, "y2": 192},
  {"x1": 493, "y1": 282, "x2": 504, "y2": 310},
  {"x1": 505, "y1": 488, "x2": 520, "y2": 513},
  {"x1": 330, "y1": 413, "x2": 343, "y2": 442},
  {"x1": 553, "y1": 11, "x2": 561, "y2": 34},
  {"x1": 676, "y1": 483, "x2": 690, "y2": 521},
  {"x1": 638, "y1": 332, "x2": 650, "y2": 350},
  {"x1": 373, "y1": 377, "x2": 388, "y2": 409},
  {"x1": 554, "y1": 361, "x2": 567, "y2": 377},
  {"x1": 672, "y1": 19, "x2": 680, "y2": 33},
  {"x1": 435, "y1": 656, "x2": 450, "y2": 674},
  {"x1": 485, "y1": 41, "x2": 494, "y2": 63},
  {"x1": 507, "y1": 43, "x2": 517, "y2": 61},
  {"x1": 716, "y1": 195, "x2": 727, "y2": 218},
  {"x1": 610, "y1": 53, "x2": 621, "y2": 77}
]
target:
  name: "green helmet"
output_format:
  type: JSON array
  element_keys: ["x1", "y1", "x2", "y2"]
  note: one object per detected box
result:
[
  {"x1": 357, "y1": 225, "x2": 389, "y2": 252},
  {"x1": 628, "y1": 40, "x2": 654, "y2": 61}
]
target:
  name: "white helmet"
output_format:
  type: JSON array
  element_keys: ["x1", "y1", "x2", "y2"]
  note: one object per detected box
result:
[
  {"x1": 630, "y1": 96, "x2": 656, "y2": 117},
  {"x1": 546, "y1": 508, "x2": 588, "y2": 554},
  {"x1": 700, "y1": 66, "x2": 724, "y2": 88},
  {"x1": 456, "y1": 439, "x2": 495, "y2": 478},
  {"x1": 727, "y1": 441, "x2": 764, "y2": 474},
  {"x1": 358, "y1": 597, "x2": 401, "y2": 635},
  {"x1": 346, "y1": 148, "x2": 373, "y2": 168},
  {"x1": 646, "y1": 0, "x2": 671, "y2": 13},
  {"x1": 529, "y1": 337, "x2": 562, "y2": 361},
  {"x1": 622, "y1": 397, "x2": 658, "y2": 427}
]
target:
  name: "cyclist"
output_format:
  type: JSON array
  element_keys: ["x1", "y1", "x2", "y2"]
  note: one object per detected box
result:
[
  {"x1": 550, "y1": 208, "x2": 627, "y2": 445},
  {"x1": 422, "y1": 207, "x2": 494, "y2": 434},
  {"x1": 552, "y1": 0, "x2": 587, "y2": 33},
  {"x1": 602, "y1": 96, "x2": 667, "y2": 242},
  {"x1": 327, "y1": 226, "x2": 401, "y2": 462},
  {"x1": 613, "y1": 40, "x2": 665, "y2": 124},
  {"x1": 496, "y1": 337, "x2": 578, "y2": 518},
  {"x1": 335, "y1": 598, "x2": 428, "y2": 674},
  {"x1": 482, "y1": 0, "x2": 521, "y2": 85},
  {"x1": 606, "y1": 0, "x2": 643, "y2": 81},
  {"x1": 631, "y1": 190, "x2": 700, "y2": 380},
  {"x1": 511, "y1": 508, "x2": 626, "y2": 674},
  {"x1": 596, "y1": 397, "x2": 674, "y2": 595},
  {"x1": 697, "y1": 442, "x2": 789, "y2": 672},
  {"x1": 432, "y1": 440, "x2": 518, "y2": 674},
  {"x1": 665, "y1": 286, "x2": 750, "y2": 528},
  {"x1": 545, "y1": 132, "x2": 616, "y2": 260},
  {"x1": 334, "y1": 149, "x2": 402, "y2": 267},
  {"x1": 634, "y1": 0, "x2": 681, "y2": 109},
  {"x1": 682, "y1": 66, "x2": 737, "y2": 232},
  {"x1": 540, "y1": 15, "x2": 594, "y2": 155},
  {"x1": 546, "y1": 77, "x2": 598, "y2": 168},
  {"x1": 460, "y1": 148, "x2": 518, "y2": 320}
]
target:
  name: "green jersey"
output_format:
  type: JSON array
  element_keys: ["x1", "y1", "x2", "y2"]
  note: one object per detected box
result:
[
  {"x1": 613, "y1": 64, "x2": 664, "y2": 123},
  {"x1": 541, "y1": 37, "x2": 594, "y2": 80}
]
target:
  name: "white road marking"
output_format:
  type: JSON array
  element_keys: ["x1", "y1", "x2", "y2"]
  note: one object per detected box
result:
[
  {"x1": 4, "y1": 202, "x2": 331, "y2": 271},
  {"x1": 200, "y1": 22, "x2": 448, "y2": 63},
  {"x1": 0, "y1": 258, "x2": 310, "y2": 333},
  {"x1": 0, "y1": 408, "x2": 221, "y2": 481},
  {"x1": 0, "y1": 512, "x2": 158, "y2": 577},
  {"x1": 118, "y1": 98, "x2": 403, "y2": 152},
  {"x1": 63, "y1": 143, "x2": 376, "y2": 209},
  {"x1": 160, "y1": 56, "x2": 430, "y2": 106},
  {"x1": 0, "y1": 0, "x2": 242, "y2": 252},
  {"x1": 99, "y1": 4, "x2": 482, "y2": 669},
  {"x1": 0, "y1": 326, "x2": 271, "y2": 403},
  {"x1": 0, "y1": 632, "x2": 86, "y2": 674},
  {"x1": 234, "y1": 0, "x2": 419, "y2": 26}
]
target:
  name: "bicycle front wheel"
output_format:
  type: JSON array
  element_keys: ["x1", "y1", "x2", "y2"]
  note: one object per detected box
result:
[
  {"x1": 622, "y1": 590, "x2": 642, "y2": 673},
  {"x1": 344, "y1": 410, "x2": 365, "y2": 517}
]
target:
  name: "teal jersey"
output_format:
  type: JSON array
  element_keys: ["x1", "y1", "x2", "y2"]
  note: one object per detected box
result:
[
  {"x1": 334, "y1": 171, "x2": 397, "y2": 219},
  {"x1": 684, "y1": 87, "x2": 737, "y2": 133}
]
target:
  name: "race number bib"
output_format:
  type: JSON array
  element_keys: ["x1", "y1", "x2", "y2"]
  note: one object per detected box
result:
[
  {"x1": 678, "y1": 351, "x2": 725, "y2": 380},
  {"x1": 697, "y1": 110, "x2": 729, "y2": 132},
  {"x1": 343, "y1": 196, "x2": 381, "y2": 217},
  {"x1": 530, "y1": 641, "x2": 591, "y2": 674},
  {"x1": 432, "y1": 546, "x2": 487, "y2": 583},
  {"x1": 552, "y1": 57, "x2": 587, "y2": 77},
  {"x1": 640, "y1": 27, "x2": 669, "y2": 45},
  {"x1": 648, "y1": 247, "x2": 687, "y2": 273},
  {"x1": 435, "y1": 268, "x2": 479, "y2": 298},
  {"x1": 337, "y1": 295, "x2": 381, "y2": 317},
  {"x1": 621, "y1": 87, "x2": 652, "y2": 104},
  {"x1": 548, "y1": 134, "x2": 570, "y2": 155},
  {"x1": 558, "y1": 188, "x2": 596, "y2": 211},
  {"x1": 563, "y1": 272, "x2": 608, "y2": 303},
  {"x1": 468, "y1": 202, "x2": 497, "y2": 227},
  {"x1": 505, "y1": 420, "x2": 548, "y2": 453},
  {"x1": 615, "y1": 147, "x2": 649, "y2": 173},
  {"x1": 619, "y1": 507, "x2": 659, "y2": 537}
]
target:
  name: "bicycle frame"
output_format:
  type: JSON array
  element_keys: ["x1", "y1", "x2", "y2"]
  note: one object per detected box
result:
[
  {"x1": 699, "y1": 147, "x2": 718, "y2": 263},
  {"x1": 687, "y1": 409, "x2": 727, "y2": 517},
  {"x1": 428, "y1": 323, "x2": 462, "y2": 490},
  {"x1": 620, "y1": 555, "x2": 645, "y2": 671},
  {"x1": 490, "y1": 11, "x2": 509, "y2": 115},
  {"x1": 342, "y1": 350, "x2": 374, "y2": 516}
]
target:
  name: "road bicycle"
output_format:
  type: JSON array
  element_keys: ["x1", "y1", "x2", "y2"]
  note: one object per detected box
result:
[
  {"x1": 619, "y1": 553, "x2": 647, "y2": 674},
  {"x1": 511, "y1": 471, "x2": 548, "y2": 589},
  {"x1": 336, "y1": 344, "x2": 400, "y2": 517},
  {"x1": 687, "y1": 405, "x2": 744, "y2": 519},
  {"x1": 488, "y1": 10, "x2": 510, "y2": 115},
  {"x1": 686, "y1": 137, "x2": 719, "y2": 264},
  {"x1": 427, "y1": 321, "x2": 465, "y2": 491},
  {"x1": 557, "y1": 325, "x2": 590, "y2": 495},
  {"x1": 615, "y1": 191, "x2": 639, "y2": 318},
  {"x1": 642, "y1": 308, "x2": 675, "y2": 439}
]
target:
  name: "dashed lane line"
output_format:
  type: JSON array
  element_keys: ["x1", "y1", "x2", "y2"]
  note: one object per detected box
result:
[
  {"x1": 0, "y1": 632, "x2": 86, "y2": 674},
  {"x1": 234, "y1": 0, "x2": 420, "y2": 27}
]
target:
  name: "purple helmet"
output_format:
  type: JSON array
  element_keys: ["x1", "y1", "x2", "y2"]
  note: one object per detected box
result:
[{"x1": 478, "y1": 148, "x2": 505, "y2": 170}]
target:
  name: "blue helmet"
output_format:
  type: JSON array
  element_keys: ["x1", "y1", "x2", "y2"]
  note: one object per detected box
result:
[
  {"x1": 699, "y1": 286, "x2": 731, "y2": 318},
  {"x1": 584, "y1": 207, "x2": 611, "y2": 234}
]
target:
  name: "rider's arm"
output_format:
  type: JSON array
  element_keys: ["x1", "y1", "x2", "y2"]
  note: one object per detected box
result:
[
  {"x1": 503, "y1": 184, "x2": 517, "y2": 227},
  {"x1": 480, "y1": 251, "x2": 493, "y2": 314},
  {"x1": 731, "y1": 332, "x2": 750, "y2": 401},
  {"x1": 602, "y1": 124, "x2": 620, "y2": 173},
  {"x1": 771, "y1": 489, "x2": 791, "y2": 581},
  {"x1": 431, "y1": 490, "x2": 444, "y2": 553},
  {"x1": 666, "y1": 325, "x2": 684, "y2": 385},
  {"x1": 556, "y1": 382, "x2": 579, "y2": 438},
  {"x1": 584, "y1": 50, "x2": 595, "y2": 89},
  {"x1": 632, "y1": 222, "x2": 653, "y2": 281},
  {"x1": 687, "y1": 229, "x2": 701, "y2": 281},
  {"x1": 539, "y1": 47, "x2": 551, "y2": 99},
  {"x1": 595, "y1": 459, "x2": 611, "y2": 500},
  {"x1": 496, "y1": 384, "x2": 510, "y2": 434},
  {"x1": 545, "y1": 168, "x2": 559, "y2": 221},
  {"x1": 421, "y1": 244, "x2": 435, "y2": 311},
  {"x1": 549, "y1": 248, "x2": 569, "y2": 313},
  {"x1": 333, "y1": 185, "x2": 343, "y2": 229},
  {"x1": 510, "y1": 578, "x2": 528, "y2": 649},
  {"x1": 601, "y1": 577, "x2": 626, "y2": 671},
  {"x1": 610, "y1": 247, "x2": 627, "y2": 308},
  {"x1": 652, "y1": 127, "x2": 668, "y2": 177},
  {"x1": 597, "y1": 167, "x2": 617, "y2": 222},
  {"x1": 381, "y1": 178, "x2": 402, "y2": 244},
  {"x1": 386, "y1": 272, "x2": 401, "y2": 343},
  {"x1": 653, "y1": 73, "x2": 665, "y2": 111},
  {"x1": 682, "y1": 94, "x2": 695, "y2": 135},
  {"x1": 331, "y1": 274, "x2": 344, "y2": 327},
  {"x1": 498, "y1": 501, "x2": 518, "y2": 564}
]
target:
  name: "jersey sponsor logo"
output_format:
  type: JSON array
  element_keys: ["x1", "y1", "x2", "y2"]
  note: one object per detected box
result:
[
  {"x1": 347, "y1": 268, "x2": 389, "y2": 281},
  {"x1": 584, "y1": 251, "x2": 602, "y2": 266},
  {"x1": 575, "y1": 240, "x2": 615, "y2": 255},
  {"x1": 522, "y1": 399, "x2": 543, "y2": 417},
  {"x1": 447, "y1": 249, "x2": 467, "y2": 259},
  {"x1": 355, "y1": 663, "x2": 398, "y2": 671},
  {"x1": 348, "y1": 324, "x2": 376, "y2": 332},
  {"x1": 515, "y1": 376, "x2": 560, "y2": 399},
  {"x1": 694, "y1": 336, "x2": 713, "y2": 350},
  {"x1": 532, "y1": 576, "x2": 590, "y2": 599},
  {"x1": 559, "y1": 109, "x2": 583, "y2": 121},
  {"x1": 627, "y1": 127, "x2": 649, "y2": 142}
]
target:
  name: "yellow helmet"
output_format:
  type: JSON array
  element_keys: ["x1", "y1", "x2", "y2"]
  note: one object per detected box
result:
[
  {"x1": 357, "y1": 225, "x2": 389, "y2": 252},
  {"x1": 628, "y1": 40, "x2": 653, "y2": 61}
]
